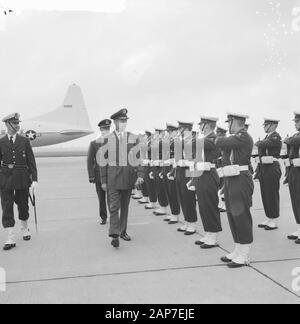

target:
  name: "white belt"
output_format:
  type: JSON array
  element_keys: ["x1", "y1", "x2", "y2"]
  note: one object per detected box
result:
[
  {"x1": 292, "y1": 158, "x2": 300, "y2": 167},
  {"x1": 163, "y1": 159, "x2": 176, "y2": 166},
  {"x1": 257, "y1": 156, "x2": 279, "y2": 164},
  {"x1": 153, "y1": 160, "x2": 163, "y2": 167},
  {"x1": 284, "y1": 159, "x2": 291, "y2": 167},
  {"x1": 177, "y1": 160, "x2": 194, "y2": 168},
  {"x1": 220, "y1": 165, "x2": 249, "y2": 178},
  {"x1": 196, "y1": 162, "x2": 216, "y2": 171}
]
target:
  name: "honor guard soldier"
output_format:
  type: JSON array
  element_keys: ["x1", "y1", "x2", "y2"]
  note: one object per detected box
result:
[
  {"x1": 284, "y1": 112, "x2": 300, "y2": 244},
  {"x1": 136, "y1": 131, "x2": 150, "y2": 205},
  {"x1": 216, "y1": 126, "x2": 228, "y2": 213},
  {"x1": 137, "y1": 132, "x2": 150, "y2": 205},
  {"x1": 100, "y1": 109, "x2": 144, "y2": 248},
  {"x1": 87, "y1": 119, "x2": 111, "y2": 225},
  {"x1": 142, "y1": 131, "x2": 158, "y2": 210},
  {"x1": 216, "y1": 113, "x2": 254, "y2": 268},
  {"x1": 152, "y1": 128, "x2": 169, "y2": 216},
  {"x1": 216, "y1": 126, "x2": 228, "y2": 138},
  {"x1": 256, "y1": 118, "x2": 282, "y2": 231},
  {"x1": 176, "y1": 122, "x2": 198, "y2": 235},
  {"x1": 0, "y1": 113, "x2": 38, "y2": 251},
  {"x1": 162, "y1": 123, "x2": 181, "y2": 224},
  {"x1": 132, "y1": 132, "x2": 145, "y2": 201},
  {"x1": 192, "y1": 117, "x2": 222, "y2": 249},
  {"x1": 281, "y1": 136, "x2": 290, "y2": 185}
]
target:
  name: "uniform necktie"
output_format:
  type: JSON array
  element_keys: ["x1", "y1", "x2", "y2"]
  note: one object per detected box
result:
[{"x1": 9, "y1": 136, "x2": 14, "y2": 146}]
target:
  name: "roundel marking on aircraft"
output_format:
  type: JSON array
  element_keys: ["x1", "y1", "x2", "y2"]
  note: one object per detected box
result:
[{"x1": 25, "y1": 130, "x2": 37, "y2": 141}]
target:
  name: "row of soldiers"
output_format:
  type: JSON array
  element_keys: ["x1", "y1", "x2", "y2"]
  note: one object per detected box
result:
[{"x1": 88, "y1": 109, "x2": 300, "y2": 269}]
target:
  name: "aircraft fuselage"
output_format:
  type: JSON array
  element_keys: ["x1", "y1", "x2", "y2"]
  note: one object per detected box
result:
[{"x1": 0, "y1": 120, "x2": 93, "y2": 147}]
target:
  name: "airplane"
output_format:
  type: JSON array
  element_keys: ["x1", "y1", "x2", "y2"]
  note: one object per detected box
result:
[{"x1": 0, "y1": 84, "x2": 94, "y2": 147}]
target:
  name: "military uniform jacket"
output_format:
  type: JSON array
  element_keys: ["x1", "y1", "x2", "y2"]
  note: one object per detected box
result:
[
  {"x1": 174, "y1": 132, "x2": 197, "y2": 164},
  {"x1": 100, "y1": 131, "x2": 143, "y2": 190},
  {"x1": 191, "y1": 132, "x2": 219, "y2": 180},
  {"x1": 198, "y1": 132, "x2": 219, "y2": 163},
  {"x1": 285, "y1": 132, "x2": 300, "y2": 159},
  {"x1": 255, "y1": 131, "x2": 282, "y2": 158},
  {"x1": 175, "y1": 131, "x2": 197, "y2": 178},
  {"x1": 87, "y1": 139, "x2": 104, "y2": 184},
  {"x1": 0, "y1": 134, "x2": 38, "y2": 190},
  {"x1": 216, "y1": 129, "x2": 254, "y2": 166}
]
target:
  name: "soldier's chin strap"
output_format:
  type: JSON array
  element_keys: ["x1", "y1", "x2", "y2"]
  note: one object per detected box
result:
[
  {"x1": 200, "y1": 123, "x2": 207, "y2": 134},
  {"x1": 265, "y1": 123, "x2": 273, "y2": 134},
  {"x1": 7, "y1": 121, "x2": 18, "y2": 134},
  {"x1": 229, "y1": 120, "x2": 234, "y2": 134}
]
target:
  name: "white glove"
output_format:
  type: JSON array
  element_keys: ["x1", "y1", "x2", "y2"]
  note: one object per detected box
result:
[
  {"x1": 167, "y1": 172, "x2": 175, "y2": 181},
  {"x1": 186, "y1": 180, "x2": 196, "y2": 192},
  {"x1": 136, "y1": 177, "x2": 144, "y2": 187},
  {"x1": 30, "y1": 181, "x2": 38, "y2": 195},
  {"x1": 159, "y1": 172, "x2": 164, "y2": 179},
  {"x1": 149, "y1": 172, "x2": 154, "y2": 180}
]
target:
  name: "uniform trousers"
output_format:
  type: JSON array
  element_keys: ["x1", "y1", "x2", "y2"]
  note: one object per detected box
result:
[
  {"x1": 195, "y1": 170, "x2": 222, "y2": 233},
  {"x1": 176, "y1": 167, "x2": 197, "y2": 223},
  {"x1": 1, "y1": 189, "x2": 29, "y2": 228},
  {"x1": 259, "y1": 162, "x2": 281, "y2": 219},
  {"x1": 95, "y1": 182, "x2": 108, "y2": 221},
  {"x1": 144, "y1": 166, "x2": 157, "y2": 203},
  {"x1": 141, "y1": 181, "x2": 149, "y2": 198},
  {"x1": 288, "y1": 167, "x2": 300, "y2": 225},
  {"x1": 224, "y1": 172, "x2": 254, "y2": 244},
  {"x1": 163, "y1": 166, "x2": 180, "y2": 216},
  {"x1": 154, "y1": 167, "x2": 169, "y2": 208},
  {"x1": 108, "y1": 189, "x2": 132, "y2": 237}
]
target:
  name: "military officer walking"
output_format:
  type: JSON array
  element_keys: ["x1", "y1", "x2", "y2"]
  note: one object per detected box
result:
[
  {"x1": 192, "y1": 117, "x2": 222, "y2": 249},
  {"x1": 256, "y1": 118, "x2": 282, "y2": 231},
  {"x1": 100, "y1": 109, "x2": 144, "y2": 248},
  {"x1": 0, "y1": 113, "x2": 38, "y2": 251},
  {"x1": 284, "y1": 112, "x2": 300, "y2": 244},
  {"x1": 216, "y1": 113, "x2": 254, "y2": 268},
  {"x1": 87, "y1": 119, "x2": 111, "y2": 225}
]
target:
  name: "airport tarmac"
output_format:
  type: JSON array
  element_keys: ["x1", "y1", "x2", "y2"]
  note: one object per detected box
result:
[{"x1": 0, "y1": 157, "x2": 299, "y2": 304}]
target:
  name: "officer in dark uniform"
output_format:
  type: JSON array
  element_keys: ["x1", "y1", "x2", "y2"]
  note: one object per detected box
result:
[
  {"x1": 162, "y1": 123, "x2": 181, "y2": 224},
  {"x1": 256, "y1": 118, "x2": 282, "y2": 231},
  {"x1": 100, "y1": 109, "x2": 144, "y2": 248},
  {"x1": 284, "y1": 112, "x2": 300, "y2": 244},
  {"x1": 176, "y1": 122, "x2": 198, "y2": 235},
  {"x1": 216, "y1": 113, "x2": 254, "y2": 268},
  {"x1": 0, "y1": 113, "x2": 38, "y2": 251},
  {"x1": 87, "y1": 119, "x2": 111, "y2": 225},
  {"x1": 192, "y1": 117, "x2": 222, "y2": 249}
]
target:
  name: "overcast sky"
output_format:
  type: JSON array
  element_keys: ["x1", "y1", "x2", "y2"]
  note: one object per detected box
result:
[{"x1": 1, "y1": 0, "x2": 300, "y2": 148}]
